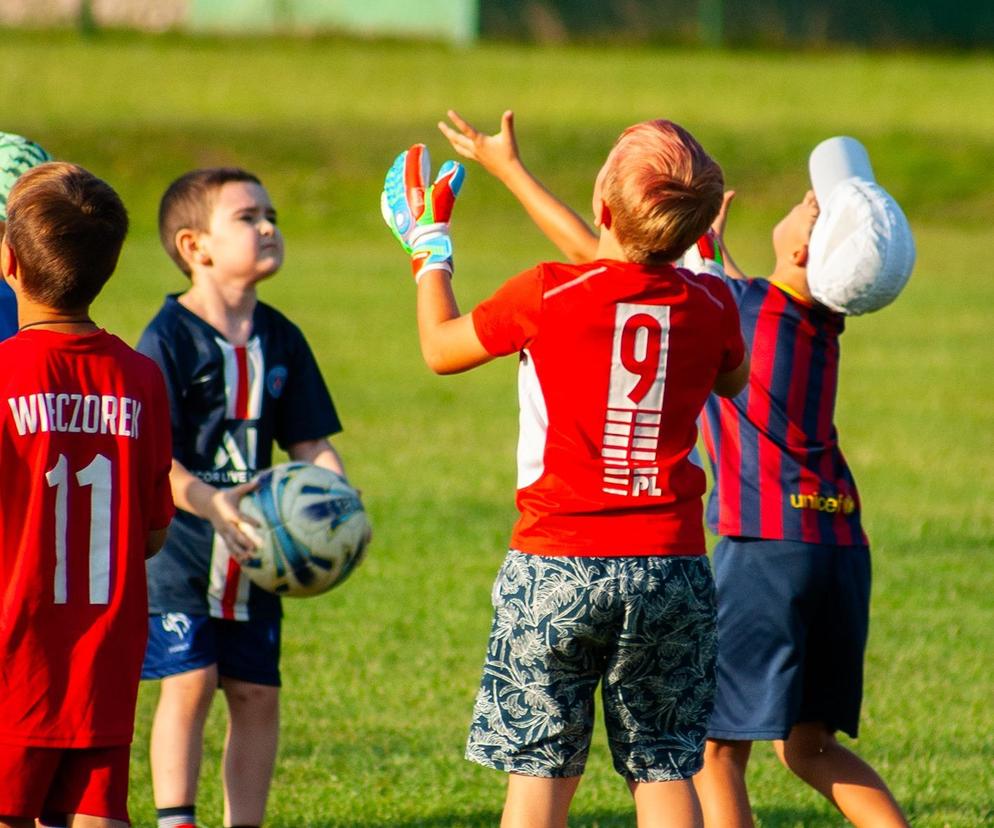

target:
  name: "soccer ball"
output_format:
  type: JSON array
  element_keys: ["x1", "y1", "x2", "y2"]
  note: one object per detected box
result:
[{"x1": 239, "y1": 462, "x2": 369, "y2": 597}]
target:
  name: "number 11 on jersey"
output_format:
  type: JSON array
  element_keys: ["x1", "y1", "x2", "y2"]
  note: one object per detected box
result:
[{"x1": 45, "y1": 453, "x2": 113, "y2": 605}]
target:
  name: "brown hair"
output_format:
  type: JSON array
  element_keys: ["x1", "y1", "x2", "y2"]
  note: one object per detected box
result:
[
  {"x1": 5, "y1": 162, "x2": 128, "y2": 309},
  {"x1": 600, "y1": 120, "x2": 724, "y2": 265},
  {"x1": 159, "y1": 167, "x2": 262, "y2": 276}
]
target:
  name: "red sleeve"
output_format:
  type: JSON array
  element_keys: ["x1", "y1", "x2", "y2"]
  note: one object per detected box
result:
[
  {"x1": 712, "y1": 278, "x2": 747, "y2": 373},
  {"x1": 145, "y1": 363, "x2": 175, "y2": 531},
  {"x1": 471, "y1": 266, "x2": 544, "y2": 357}
]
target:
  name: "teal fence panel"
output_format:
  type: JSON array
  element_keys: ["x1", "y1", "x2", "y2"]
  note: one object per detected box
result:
[{"x1": 190, "y1": 0, "x2": 478, "y2": 44}]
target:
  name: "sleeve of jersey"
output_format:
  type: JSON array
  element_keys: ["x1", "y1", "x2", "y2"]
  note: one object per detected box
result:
[
  {"x1": 275, "y1": 328, "x2": 342, "y2": 449},
  {"x1": 146, "y1": 365, "x2": 176, "y2": 530},
  {"x1": 470, "y1": 267, "x2": 544, "y2": 357},
  {"x1": 713, "y1": 279, "x2": 747, "y2": 373}
]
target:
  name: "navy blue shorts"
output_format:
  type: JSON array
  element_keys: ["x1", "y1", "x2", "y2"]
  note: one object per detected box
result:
[
  {"x1": 708, "y1": 537, "x2": 870, "y2": 741},
  {"x1": 142, "y1": 612, "x2": 282, "y2": 687}
]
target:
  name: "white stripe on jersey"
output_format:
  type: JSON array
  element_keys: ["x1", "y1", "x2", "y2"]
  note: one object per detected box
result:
[
  {"x1": 215, "y1": 336, "x2": 265, "y2": 420},
  {"x1": 542, "y1": 266, "x2": 608, "y2": 300},
  {"x1": 207, "y1": 532, "x2": 251, "y2": 621},
  {"x1": 516, "y1": 349, "x2": 548, "y2": 490},
  {"x1": 679, "y1": 270, "x2": 727, "y2": 309}
]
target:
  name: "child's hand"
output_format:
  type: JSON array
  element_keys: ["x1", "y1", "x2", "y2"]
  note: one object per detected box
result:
[
  {"x1": 437, "y1": 110, "x2": 520, "y2": 182},
  {"x1": 380, "y1": 144, "x2": 465, "y2": 282},
  {"x1": 205, "y1": 480, "x2": 263, "y2": 563}
]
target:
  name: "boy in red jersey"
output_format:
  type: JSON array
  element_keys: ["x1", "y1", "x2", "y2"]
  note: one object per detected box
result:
[
  {"x1": 439, "y1": 113, "x2": 912, "y2": 827},
  {"x1": 383, "y1": 120, "x2": 748, "y2": 828},
  {"x1": 0, "y1": 162, "x2": 174, "y2": 828}
]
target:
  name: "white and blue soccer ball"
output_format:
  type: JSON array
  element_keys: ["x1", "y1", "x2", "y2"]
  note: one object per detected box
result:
[{"x1": 239, "y1": 462, "x2": 369, "y2": 597}]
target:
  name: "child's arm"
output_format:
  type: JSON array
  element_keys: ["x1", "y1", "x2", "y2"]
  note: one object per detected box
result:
[
  {"x1": 146, "y1": 527, "x2": 169, "y2": 559},
  {"x1": 710, "y1": 191, "x2": 748, "y2": 280},
  {"x1": 288, "y1": 438, "x2": 346, "y2": 477},
  {"x1": 438, "y1": 110, "x2": 599, "y2": 264},
  {"x1": 712, "y1": 355, "x2": 750, "y2": 398},
  {"x1": 169, "y1": 459, "x2": 260, "y2": 560},
  {"x1": 416, "y1": 271, "x2": 493, "y2": 374}
]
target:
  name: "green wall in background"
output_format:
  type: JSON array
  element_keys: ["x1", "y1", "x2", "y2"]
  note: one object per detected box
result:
[{"x1": 189, "y1": 0, "x2": 478, "y2": 44}]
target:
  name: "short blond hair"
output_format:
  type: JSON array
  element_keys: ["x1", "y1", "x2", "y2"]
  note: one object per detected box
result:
[{"x1": 601, "y1": 120, "x2": 723, "y2": 265}]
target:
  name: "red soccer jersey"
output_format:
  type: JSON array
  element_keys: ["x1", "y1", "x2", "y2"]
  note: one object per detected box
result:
[
  {"x1": 0, "y1": 329, "x2": 174, "y2": 748},
  {"x1": 472, "y1": 260, "x2": 745, "y2": 557}
]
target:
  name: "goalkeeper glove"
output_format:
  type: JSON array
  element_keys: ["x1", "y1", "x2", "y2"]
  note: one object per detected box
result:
[
  {"x1": 381, "y1": 144, "x2": 465, "y2": 282},
  {"x1": 678, "y1": 229, "x2": 725, "y2": 278}
]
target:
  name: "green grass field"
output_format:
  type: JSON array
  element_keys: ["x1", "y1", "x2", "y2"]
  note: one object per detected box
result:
[{"x1": 2, "y1": 29, "x2": 992, "y2": 827}]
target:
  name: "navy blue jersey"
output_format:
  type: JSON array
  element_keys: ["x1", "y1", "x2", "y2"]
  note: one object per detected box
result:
[
  {"x1": 138, "y1": 295, "x2": 341, "y2": 619},
  {"x1": 700, "y1": 277, "x2": 866, "y2": 546}
]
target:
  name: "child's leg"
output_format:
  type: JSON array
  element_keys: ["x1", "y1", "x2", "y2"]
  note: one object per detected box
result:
[
  {"x1": 629, "y1": 778, "x2": 703, "y2": 828},
  {"x1": 693, "y1": 739, "x2": 754, "y2": 828},
  {"x1": 150, "y1": 666, "x2": 218, "y2": 811},
  {"x1": 220, "y1": 678, "x2": 279, "y2": 827},
  {"x1": 500, "y1": 774, "x2": 581, "y2": 828},
  {"x1": 65, "y1": 817, "x2": 128, "y2": 828},
  {"x1": 774, "y1": 722, "x2": 909, "y2": 828}
]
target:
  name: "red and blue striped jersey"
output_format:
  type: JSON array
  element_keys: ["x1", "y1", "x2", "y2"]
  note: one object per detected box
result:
[
  {"x1": 700, "y1": 277, "x2": 867, "y2": 546},
  {"x1": 138, "y1": 295, "x2": 341, "y2": 620}
]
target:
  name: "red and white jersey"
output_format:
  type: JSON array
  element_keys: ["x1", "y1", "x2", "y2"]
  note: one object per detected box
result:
[
  {"x1": 472, "y1": 260, "x2": 744, "y2": 557},
  {"x1": 0, "y1": 329, "x2": 174, "y2": 748}
]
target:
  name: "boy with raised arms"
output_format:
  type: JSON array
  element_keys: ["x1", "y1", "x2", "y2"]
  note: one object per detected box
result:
[
  {"x1": 440, "y1": 110, "x2": 911, "y2": 828},
  {"x1": 383, "y1": 118, "x2": 748, "y2": 827}
]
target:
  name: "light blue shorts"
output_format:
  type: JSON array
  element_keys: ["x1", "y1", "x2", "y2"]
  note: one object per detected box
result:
[{"x1": 465, "y1": 550, "x2": 717, "y2": 781}]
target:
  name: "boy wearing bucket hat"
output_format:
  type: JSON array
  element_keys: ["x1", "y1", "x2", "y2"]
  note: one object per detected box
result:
[
  {"x1": 0, "y1": 132, "x2": 53, "y2": 340},
  {"x1": 691, "y1": 136, "x2": 913, "y2": 828},
  {"x1": 439, "y1": 113, "x2": 913, "y2": 827}
]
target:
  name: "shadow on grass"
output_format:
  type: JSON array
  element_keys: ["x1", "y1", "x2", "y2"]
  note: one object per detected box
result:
[
  {"x1": 751, "y1": 806, "x2": 851, "y2": 827},
  {"x1": 303, "y1": 817, "x2": 619, "y2": 828},
  {"x1": 301, "y1": 806, "x2": 842, "y2": 828}
]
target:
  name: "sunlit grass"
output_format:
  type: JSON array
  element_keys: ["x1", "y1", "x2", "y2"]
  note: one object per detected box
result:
[{"x1": 2, "y1": 29, "x2": 991, "y2": 826}]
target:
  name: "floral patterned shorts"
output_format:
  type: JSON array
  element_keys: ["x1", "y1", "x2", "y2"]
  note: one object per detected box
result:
[{"x1": 465, "y1": 550, "x2": 717, "y2": 781}]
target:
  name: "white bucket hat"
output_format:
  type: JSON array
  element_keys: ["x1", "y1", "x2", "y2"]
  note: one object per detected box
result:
[{"x1": 807, "y1": 136, "x2": 915, "y2": 315}]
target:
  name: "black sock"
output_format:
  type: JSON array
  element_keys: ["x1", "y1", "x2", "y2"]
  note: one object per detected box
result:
[{"x1": 157, "y1": 805, "x2": 196, "y2": 828}]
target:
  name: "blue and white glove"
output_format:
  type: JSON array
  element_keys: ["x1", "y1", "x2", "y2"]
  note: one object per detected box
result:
[{"x1": 381, "y1": 144, "x2": 465, "y2": 282}]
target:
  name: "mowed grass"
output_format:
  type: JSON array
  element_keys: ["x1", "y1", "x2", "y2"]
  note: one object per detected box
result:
[{"x1": 2, "y1": 30, "x2": 993, "y2": 827}]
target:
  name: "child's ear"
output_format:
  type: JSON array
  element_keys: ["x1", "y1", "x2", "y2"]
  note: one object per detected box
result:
[
  {"x1": 0, "y1": 237, "x2": 18, "y2": 281},
  {"x1": 176, "y1": 228, "x2": 210, "y2": 268},
  {"x1": 793, "y1": 243, "x2": 809, "y2": 268},
  {"x1": 597, "y1": 201, "x2": 613, "y2": 231}
]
